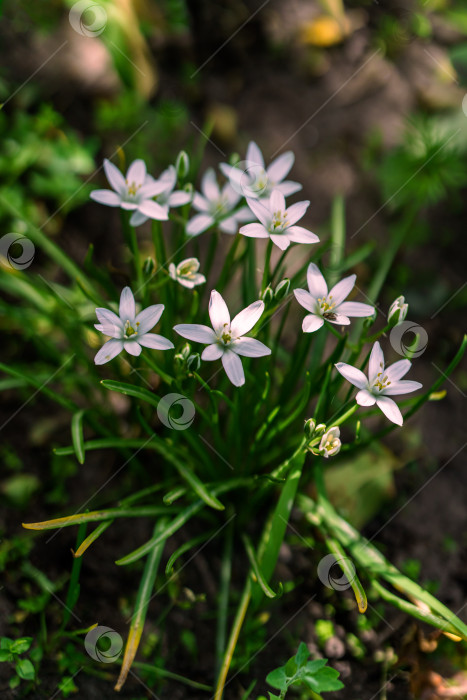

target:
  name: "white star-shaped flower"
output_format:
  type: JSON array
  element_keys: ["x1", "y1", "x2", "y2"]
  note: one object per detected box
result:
[
  {"x1": 173, "y1": 290, "x2": 271, "y2": 387},
  {"x1": 90, "y1": 159, "x2": 169, "y2": 226},
  {"x1": 294, "y1": 263, "x2": 375, "y2": 332},
  {"x1": 240, "y1": 189, "x2": 319, "y2": 251},
  {"x1": 335, "y1": 341, "x2": 423, "y2": 425},
  {"x1": 168, "y1": 258, "x2": 206, "y2": 289},
  {"x1": 186, "y1": 169, "x2": 252, "y2": 237},
  {"x1": 94, "y1": 287, "x2": 174, "y2": 365},
  {"x1": 220, "y1": 141, "x2": 302, "y2": 199}
]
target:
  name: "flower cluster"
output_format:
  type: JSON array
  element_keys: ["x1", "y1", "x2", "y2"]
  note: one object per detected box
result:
[{"x1": 90, "y1": 149, "x2": 423, "y2": 425}]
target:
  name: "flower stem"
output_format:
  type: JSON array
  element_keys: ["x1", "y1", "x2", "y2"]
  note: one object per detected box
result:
[
  {"x1": 330, "y1": 403, "x2": 358, "y2": 427},
  {"x1": 261, "y1": 239, "x2": 273, "y2": 294},
  {"x1": 216, "y1": 234, "x2": 242, "y2": 291}
]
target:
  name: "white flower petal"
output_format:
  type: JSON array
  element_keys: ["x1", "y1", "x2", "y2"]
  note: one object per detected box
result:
[
  {"x1": 231, "y1": 300, "x2": 264, "y2": 337},
  {"x1": 233, "y1": 337, "x2": 271, "y2": 357},
  {"x1": 126, "y1": 159, "x2": 146, "y2": 187},
  {"x1": 302, "y1": 314, "x2": 324, "y2": 333},
  {"x1": 124, "y1": 341, "x2": 142, "y2": 356},
  {"x1": 95, "y1": 307, "x2": 123, "y2": 335},
  {"x1": 335, "y1": 362, "x2": 368, "y2": 389},
  {"x1": 135, "y1": 304, "x2": 164, "y2": 334},
  {"x1": 286, "y1": 200, "x2": 309, "y2": 226},
  {"x1": 138, "y1": 200, "x2": 169, "y2": 221},
  {"x1": 383, "y1": 380, "x2": 422, "y2": 396},
  {"x1": 376, "y1": 396, "x2": 403, "y2": 425},
  {"x1": 356, "y1": 389, "x2": 376, "y2": 406},
  {"x1": 201, "y1": 343, "x2": 224, "y2": 361},
  {"x1": 246, "y1": 198, "x2": 270, "y2": 227},
  {"x1": 94, "y1": 338, "x2": 124, "y2": 365},
  {"x1": 337, "y1": 301, "x2": 374, "y2": 318},
  {"x1": 201, "y1": 168, "x2": 220, "y2": 201},
  {"x1": 209, "y1": 290, "x2": 230, "y2": 333},
  {"x1": 222, "y1": 350, "x2": 245, "y2": 387},
  {"x1": 138, "y1": 181, "x2": 168, "y2": 199},
  {"x1": 173, "y1": 324, "x2": 217, "y2": 344},
  {"x1": 327, "y1": 314, "x2": 351, "y2": 326},
  {"x1": 138, "y1": 333, "x2": 174, "y2": 350},
  {"x1": 246, "y1": 141, "x2": 264, "y2": 167},
  {"x1": 270, "y1": 234, "x2": 290, "y2": 250},
  {"x1": 369, "y1": 342, "x2": 385, "y2": 382},
  {"x1": 276, "y1": 181, "x2": 303, "y2": 197},
  {"x1": 219, "y1": 215, "x2": 238, "y2": 235},
  {"x1": 329, "y1": 274, "x2": 356, "y2": 306},
  {"x1": 130, "y1": 210, "x2": 148, "y2": 227},
  {"x1": 90, "y1": 189, "x2": 122, "y2": 207},
  {"x1": 385, "y1": 359, "x2": 411, "y2": 382},
  {"x1": 103, "y1": 159, "x2": 126, "y2": 195},
  {"x1": 168, "y1": 191, "x2": 192, "y2": 207},
  {"x1": 286, "y1": 226, "x2": 319, "y2": 244},
  {"x1": 192, "y1": 193, "x2": 210, "y2": 212},
  {"x1": 222, "y1": 183, "x2": 242, "y2": 209},
  {"x1": 186, "y1": 214, "x2": 215, "y2": 236},
  {"x1": 294, "y1": 288, "x2": 315, "y2": 312},
  {"x1": 119, "y1": 287, "x2": 136, "y2": 321},
  {"x1": 239, "y1": 223, "x2": 269, "y2": 239},
  {"x1": 266, "y1": 151, "x2": 294, "y2": 183},
  {"x1": 306, "y1": 263, "x2": 327, "y2": 299},
  {"x1": 235, "y1": 206, "x2": 254, "y2": 222},
  {"x1": 120, "y1": 201, "x2": 138, "y2": 211},
  {"x1": 270, "y1": 189, "x2": 286, "y2": 213}
]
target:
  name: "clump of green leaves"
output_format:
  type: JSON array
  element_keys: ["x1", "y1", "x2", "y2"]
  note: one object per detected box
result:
[
  {"x1": 264, "y1": 642, "x2": 343, "y2": 699},
  {"x1": 0, "y1": 637, "x2": 36, "y2": 690}
]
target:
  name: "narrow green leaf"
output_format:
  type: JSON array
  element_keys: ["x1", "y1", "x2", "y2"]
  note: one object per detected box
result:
[
  {"x1": 243, "y1": 535, "x2": 282, "y2": 599},
  {"x1": 71, "y1": 410, "x2": 85, "y2": 464},
  {"x1": 101, "y1": 380, "x2": 160, "y2": 408}
]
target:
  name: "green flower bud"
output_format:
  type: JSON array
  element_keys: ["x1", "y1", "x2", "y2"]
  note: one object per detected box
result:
[
  {"x1": 175, "y1": 150, "x2": 190, "y2": 179},
  {"x1": 388, "y1": 296, "x2": 408, "y2": 326},
  {"x1": 261, "y1": 285, "x2": 274, "y2": 304},
  {"x1": 274, "y1": 278, "x2": 290, "y2": 301},
  {"x1": 304, "y1": 418, "x2": 316, "y2": 438},
  {"x1": 314, "y1": 423, "x2": 326, "y2": 436},
  {"x1": 143, "y1": 257, "x2": 155, "y2": 276},
  {"x1": 187, "y1": 353, "x2": 201, "y2": 372}
]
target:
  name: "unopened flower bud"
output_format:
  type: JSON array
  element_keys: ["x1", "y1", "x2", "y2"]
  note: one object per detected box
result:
[
  {"x1": 314, "y1": 423, "x2": 326, "y2": 436},
  {"x1": 261, "y1": 285, "x2": 274, "y2": 304},
  {"x1": 304, "y1": 418, "x2": 316, "y2": 438},
  {"x1": 187, "y1": 353, "x2": 201, "y2": 372},
  {"x1": 229, "y1": 152, "x2": 240, "y2": 166},
  {"x1": 388, "y1": 296, "x2": 408, "y2": 325},
  {"x1": 143, "y1": 257, "x2": 155, "y2": 276},
  {"x1": 319, "y1": 427, "x2": 341, "y2": 458},
  {"x1": 176, "y1": 150, "x2": 190, "y2": 179},
  {"x1": 174, "y1": 343, "x2": 192, "y2": 367},
  {"x1": 274, "y1": 278, "x2": 290, "y2": 301}
]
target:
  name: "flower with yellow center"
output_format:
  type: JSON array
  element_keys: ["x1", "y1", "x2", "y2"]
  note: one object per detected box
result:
[
  {"x1": 90, "y1": 159, "x2": 169, "y2": 225},
  {"x1": 94, "y1": 287, "x2": 173, "y2": 365},
  {"x1": 294, "y1": 263, "x2": 375, "y2": 332},
  {"x1": 168, "y1": 258, "x2": 206, "y2": 289},
  {"x1": 335, "y1": 341, "x2": 422, "y2": 426},
  {"x1": 240, "y1": 189, "x2": 319, "y2": 251},
  {"x1": 319, "y1": 427, "x2": 342, "y2": 458},
  {"x1": 174, "y1": 290, "x2": 271, "y2": 387}
]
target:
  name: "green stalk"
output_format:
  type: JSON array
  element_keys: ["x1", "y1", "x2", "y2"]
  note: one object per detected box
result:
[{"x1": 261, "y1": 239, "x2": 273, "y2": 293}]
